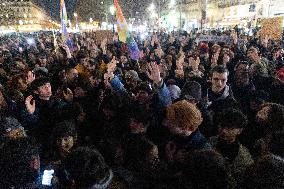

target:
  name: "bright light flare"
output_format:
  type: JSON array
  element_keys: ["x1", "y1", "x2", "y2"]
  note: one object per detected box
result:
[
  {"x1": 148, "y1": 3, "x2": 155, "y2": 11},
  {"x1": 110, "y1": 5, "x2": 115, "y2": 15}
]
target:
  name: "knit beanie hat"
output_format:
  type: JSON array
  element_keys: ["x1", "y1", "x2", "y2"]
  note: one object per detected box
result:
[
  {"x1": 166, "y1": 100, "x2": 203, "y2": 132},
  {"x1": 181, "y1": 81, "x2": 202, "y2": 101},
  {"x1": 168, "y1": 84, "x2": 181, "y2": 100},
  {"x1": 0, "y1": 117, "x2": 26, "y2": 136}
]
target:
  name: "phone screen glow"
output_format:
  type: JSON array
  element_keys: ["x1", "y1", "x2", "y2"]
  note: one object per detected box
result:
[{"x1": 42, "y1": 169, "x2": 54, "y2": 186}]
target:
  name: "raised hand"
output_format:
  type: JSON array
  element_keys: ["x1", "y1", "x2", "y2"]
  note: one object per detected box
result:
[
  {"x1": 101, "y1": 38, "x2": 107, "y2": 54},
  {"x1": 178, "y1": 52, "x2": 185, "y2": 65},
  {"x1": 63, "y1": 88, "x2": 73, "y2": 102},
  {"x1": 175, "y1": 69, "x2": 184, "y2": 77},
  {"x1": 175, "y1": 53, "x2": 185, "y2": 77},
  {"x1": 144, "y1": 39, "x2": 149, "y2": 47},
  {"x1": 103, "y1": 73, "x2": 112, "y2": 89},
  {"x1": 107, "y1": 56, "x2": 117, "y2": 74},
  {"x1": 27, "y1": 71, "x2": 35, "y2": 84},
  {"x1": 154, "y1": 35, "x2": 160, "y2": 45},
  {"x1": 62, "y1": 44, "x2": 72, "y2": 58},
  {"x1": 39, "y1": 41, "x2": 45, "y2": 50},
  {"x1": 91, "y1": 42, "x2": 98, "y2": 50},
  {"x1": 191, "y1": 57, "x2": 200, "y2": 71},
  {"x1": 146, "y1": 62, "x2": 162, "y2": 85},
  {"x1": 25, "y1": 95, "x2": 35, "y2": 114},
  {"x1": 230, "y1": 31, "x2": 238, "y2": 44},
  {"x1": 253, "y1": 53, "x2": 261, "y2": 64}
]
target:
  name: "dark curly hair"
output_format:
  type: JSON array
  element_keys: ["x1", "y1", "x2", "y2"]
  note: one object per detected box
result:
[
  {"x1": 0, "y1": 137, "x2": 39, "y2": 188},
  {"x1": 185, "y1": 150, "x2": 231, "y2": 189},
  {"x1": 50, "y1": 120, "x2": 77, "y2": 148},
  {"x1": 30, "y1": 76, "x2": 50, "y2": 92},
  {"x1": 64, "y1": 147, "x2": 112, "y2": 188},
  {"x1": 215, "y1": 108, "x2": 248, "y2": 129},
  {"x1": 260, "y1": 103, "x2": 284, "y2": 135}
]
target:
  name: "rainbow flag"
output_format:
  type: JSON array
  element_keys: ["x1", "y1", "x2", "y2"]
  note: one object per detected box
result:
[
  {"x1": 60, "y1": 0, "x2": 68, "y2": 43},
  {"x1": 114, "y1": 0, "x2": 139, "y2": 60}
]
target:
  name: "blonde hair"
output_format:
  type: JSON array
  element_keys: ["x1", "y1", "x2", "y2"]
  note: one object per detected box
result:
[{"x1": 166, "y1": 100, "x2": 203, "y2": 132}]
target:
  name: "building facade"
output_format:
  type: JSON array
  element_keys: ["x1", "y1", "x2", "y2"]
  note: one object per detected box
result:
[
  {"x1": 0, "y1": 0, "x2": 58, "y2": 32},
  {"x1": 160, "y1": 0, "x2": 284, "y2": 29}
]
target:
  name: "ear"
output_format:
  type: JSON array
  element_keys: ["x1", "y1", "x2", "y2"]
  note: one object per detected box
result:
[
  {"x1": 63, "y1": 71, "x2": 67, "y2": 78},
  {"x1": 237, "y1": 128, "x2": 244, "y2": 135},
  {"x1": 30, "y1": 155, "x2": 40, "y2": 171}
]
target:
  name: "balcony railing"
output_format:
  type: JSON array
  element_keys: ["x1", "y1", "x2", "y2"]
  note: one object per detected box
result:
[{"x1": 217, "y1": 0, "x2": 257, "y2": 8}]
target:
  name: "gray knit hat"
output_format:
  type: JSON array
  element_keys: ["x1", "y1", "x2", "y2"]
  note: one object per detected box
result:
[{"x1": 0, "y1": 117, "x2": 26, "y2": 136}]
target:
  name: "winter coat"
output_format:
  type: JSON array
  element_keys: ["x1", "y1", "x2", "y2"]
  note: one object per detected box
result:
[
  {"x1": 207, "y1": 85, "x2": 237, "y2": 115},
  {"x1": 209, "y1": 136, "x2": 254, "y2": 184}
]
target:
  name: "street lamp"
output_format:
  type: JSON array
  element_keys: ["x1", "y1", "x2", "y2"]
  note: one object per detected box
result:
[
  {"x1": 168, "y1": 0, "x2": 181, "y2": 30},
  {"x1": 148, "y1": 3, "x2": 157, "y2": 30},
  {"x1": 74, "y1": 12, "x2": 78, "y2": 30},
  {"x1": 109, "y1": 5, "x2": 115, "y2": 16},
  {"x1": 169, "y1": 0, "x2": 175, "y2": 7},
  {"x1": 148, "y1": 3, "x2": 155, "y2": 11},
  {"x1": 109, "y1": 5, "x2": 115, "y2": 33}
]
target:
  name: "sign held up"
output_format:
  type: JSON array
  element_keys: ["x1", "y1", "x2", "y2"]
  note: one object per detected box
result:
[
  {"x1": 195, "y1": 35, "x2": 232, "y2": 44},
  {"x1": 259, "y1": 17, "x2": 283, "y2": 41}
]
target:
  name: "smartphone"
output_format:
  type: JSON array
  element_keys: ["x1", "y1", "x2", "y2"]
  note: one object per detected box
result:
[{"x1": 42, "y1": 169, "x2": 54, "y2": 186}]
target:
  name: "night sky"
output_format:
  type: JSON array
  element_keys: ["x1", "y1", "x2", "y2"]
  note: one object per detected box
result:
[
  {"x1": 35, "y1": 0, "x2": 153, "y2": 22},
  {"x1": 35, "y1": 0, "x2": 77, "y2": 21}
]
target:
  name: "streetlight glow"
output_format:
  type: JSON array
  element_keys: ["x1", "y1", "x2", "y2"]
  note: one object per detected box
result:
[
  {"x1": 169, "y1": 0, "x2": 175, "y2": 7},
  {"x1": 74, "y1": 13, "x2": 78, "y2": 18},
  {"x1": 148, "y1": 3, "x2": 155, "y2": 11},
  {"x1": 109, "y1": 5, "x2": 115, "y2": 15}
]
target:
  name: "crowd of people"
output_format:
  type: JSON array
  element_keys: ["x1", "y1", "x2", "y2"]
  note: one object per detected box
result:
[{"x1": 0, "y1": 29, "x2": 283, "y2": 189}]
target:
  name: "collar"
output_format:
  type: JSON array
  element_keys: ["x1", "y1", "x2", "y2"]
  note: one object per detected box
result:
[{"x1": 89, "y1": 169, "x2": 113, "y2": 189}]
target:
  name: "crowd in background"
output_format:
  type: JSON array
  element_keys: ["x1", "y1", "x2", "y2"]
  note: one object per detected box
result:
[{"x1": 0, "y1": 29, "x2": 284, "y2": 189}]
